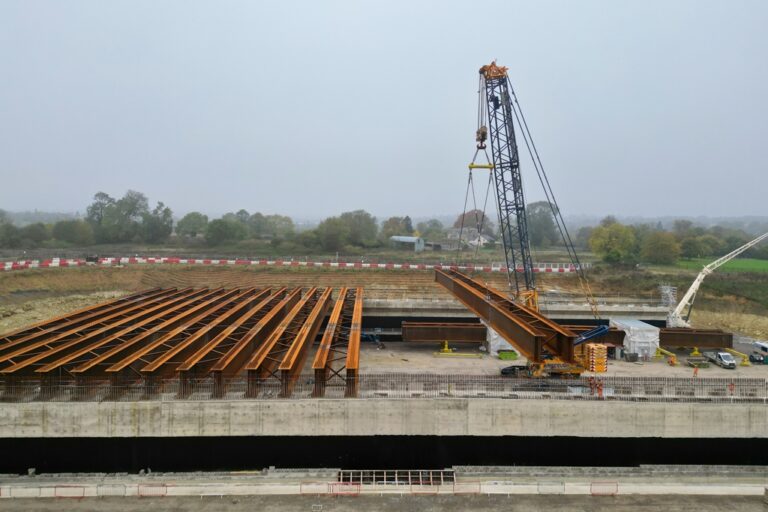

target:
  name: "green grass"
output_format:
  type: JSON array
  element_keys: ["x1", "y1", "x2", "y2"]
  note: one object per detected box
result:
[
  {"x1": 703, "y1": 273, "x2": 768, "y2": 309},
  {"x1": 676, "y1": 258, "x2": 768, "y2": 273}
]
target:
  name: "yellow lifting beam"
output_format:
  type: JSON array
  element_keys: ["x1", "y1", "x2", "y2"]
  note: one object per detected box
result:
[
  {"x1": 654, "y1": 347, "x2": 678, "y2": 366},
  {"x1": 433, "y1": 340, "x2": 482, "y2": 358},
  {"x1": 725, "y1": 348, "x2": 751, "y2": 366}
]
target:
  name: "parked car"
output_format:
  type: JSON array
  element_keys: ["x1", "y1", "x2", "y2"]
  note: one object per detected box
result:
[{"x1": 703, "y1": 351, "x2": 736, "y2": 369}]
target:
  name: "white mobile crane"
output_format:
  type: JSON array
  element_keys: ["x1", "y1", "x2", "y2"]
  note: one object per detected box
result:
[{"x1": 668, "y1": 231, "x2": 768, "y2": 328}]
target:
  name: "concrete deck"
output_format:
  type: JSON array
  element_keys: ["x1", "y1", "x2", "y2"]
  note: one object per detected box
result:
[
  {"x1": 366, "y1": 298, "x2": 668, "y2": 321},
  {"x1": 1, "y1": 398, "x2": 766, "y2": 438},
  {"x1": 0, "y1": 466, "x2": 766, "y2": 510}
]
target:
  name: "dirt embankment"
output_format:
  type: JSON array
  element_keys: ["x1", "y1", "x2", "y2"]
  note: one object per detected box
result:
[
  {"x1": 690, "y1": 310, "x2": 768, "y2": 340},
  {"x1": 0, "y1": 266, "x2": 765, "y2": 338},
  {"x1": 0, "y1": 291, "x2": 126, "y2": 333}
]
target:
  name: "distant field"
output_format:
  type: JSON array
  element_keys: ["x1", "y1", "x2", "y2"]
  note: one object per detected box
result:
[
  {"x1": 676, "y1": 258, "x2": 768, "y2": 273},
  {"x1": 0, "y1": 244, "x2": 594, "y2": 265}
]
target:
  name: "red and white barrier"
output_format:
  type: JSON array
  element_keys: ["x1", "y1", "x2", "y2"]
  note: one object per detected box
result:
[{"x1": 1, "y1": 256, "x2": 585, "y2": 274}]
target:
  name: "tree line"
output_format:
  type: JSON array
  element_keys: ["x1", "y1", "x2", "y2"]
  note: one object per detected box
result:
[
  {"x1": 0, "y1": 191, "x2": 172, "y2": 248},
  {"x1": 185, "y1": 209, "x2": 429, "y2": 252},
  {"x1": 1, "y1": 192, "x2": 765, "y2": 265},
  {"x1": 584, "y1": 217, "x2": 768, "y2": 265},
  {"x1": 0, "y1": 191, "x2": 450, "y2": 252}
]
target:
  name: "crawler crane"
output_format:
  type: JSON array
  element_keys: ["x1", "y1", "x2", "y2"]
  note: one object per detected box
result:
[{"x1": 466, "y1": 61, "x2": 599, "y2": 318}]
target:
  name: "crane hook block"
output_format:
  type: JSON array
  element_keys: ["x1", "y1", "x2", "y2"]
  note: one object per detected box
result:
[{"x1": 476, "y1": 126, "x2": 488, "y2": 148}]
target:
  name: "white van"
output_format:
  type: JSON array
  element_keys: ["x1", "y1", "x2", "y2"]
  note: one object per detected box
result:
[{"x1": 753, "y1": 341, "x2": 768, "y2": 355}]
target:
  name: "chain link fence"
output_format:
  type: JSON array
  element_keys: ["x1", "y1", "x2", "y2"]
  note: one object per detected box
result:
[{"x1": 1, "y1": 374, "x2": 766, "y2": 404}]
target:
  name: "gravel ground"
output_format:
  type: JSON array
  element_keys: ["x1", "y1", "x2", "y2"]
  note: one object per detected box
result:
[{"x1": 360, "y1": 343, "x2": 768, "y2": 378}]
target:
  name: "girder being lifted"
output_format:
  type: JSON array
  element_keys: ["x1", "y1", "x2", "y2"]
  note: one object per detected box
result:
[{"x1": 435, "y1": 269, "x2": 577, "y2": 363}]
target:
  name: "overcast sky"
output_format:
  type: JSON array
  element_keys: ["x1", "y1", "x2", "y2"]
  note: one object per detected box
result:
[{"x1": 0, "y1": 1, "x2": 766, "y2": 221}]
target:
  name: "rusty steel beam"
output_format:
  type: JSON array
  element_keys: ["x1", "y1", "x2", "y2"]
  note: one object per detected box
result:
[
  {"x1": 66, "y1": 288, "x2": 254, "y2": 377},
  {"x1": 72, "y1": 288, "x2": 253, "y2": 376},
  {"x1": 311, "y1": 288, "x2": 363, "y2": 397},
  {"x1": 244, "y1": 289, "x2": 326, "y2": 397},
  {"x1": 0, "y1": 288, "x2": 199, "y2": 373},
  {"x1": 462, "y1": 271, "x2": 577, "y2": 360},
  {"x1": 401, "y1": 322, "x2": 486, "y2": 343},
  {"x1": 0, "y1": 288, "x2": 164, "y2": 346},
  {"x1": 660, "y1": 328, "x2": 733, "y2": 349},
  {"x1": 561, "y1": 325, "x2": 626, "y2": 346},
  {"x1": 435, "y1": 269, "x2": 577, "y2": 363},
  {"x1": 22, "y1": 288, "x2": 223, "y2": 376},
  {"x1": 35, "y1": 287, "x2": 231, "y2": 375},
  {"x1": 172, "y1": 288, "x2": 293, "y2": 398},
  {"x1": 435, "y1": 269, "x2": 543, "y2": 361},
  {"x1": 104, "y1": 288, "x2": 271, "y2": 377},
  {"x1": 171, "y1": 287, "x2": 290, "y2": 377},
  {"x1": 0, "y1": 287, "x2": 183, "y2": 362},
  {"x1": 344, "y1": 288, "x2": 363, "y2": 397},
  {"x1": 204, "y1": 288, "x2": 302, "y2": 387},
  {"x1": 312, "y1": 287, "x2": 348, "y2": 376},
  {"x1": 245, "y1": 288, "x2": 320, "y2": 378},
  {"x1": 278, "y1": 288, "x2": 333, "y2": 396}
]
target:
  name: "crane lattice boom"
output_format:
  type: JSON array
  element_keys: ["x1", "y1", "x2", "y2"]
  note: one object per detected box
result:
[{"x1": 479, "y1": 63, "x2": 535, "y2": 297}]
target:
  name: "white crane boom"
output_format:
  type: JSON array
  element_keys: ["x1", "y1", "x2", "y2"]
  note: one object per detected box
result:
[{"x1": 668, "y1": 231, "x2": 768, "y2": 327}]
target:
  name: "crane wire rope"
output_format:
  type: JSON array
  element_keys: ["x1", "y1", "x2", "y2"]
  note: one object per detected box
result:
[
  {"x1": 506, "y1": 84, "x2": 600, "y2": 318},
  {"x1": 456, "y1": 75, "x2": 495, "y2": 270},
  {"x1": 454, "y1": 171, "x2": 473, "y2": 264},
  {"x1": 469, "y1": 74, "x2": 495, "y2": 267},
  {"x1": 473, "y1": 172, "x2": 494, "y2": 262}
]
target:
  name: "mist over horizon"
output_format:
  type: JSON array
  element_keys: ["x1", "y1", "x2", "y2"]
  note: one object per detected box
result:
[{"x1": 1, "y1": 1, "x2": 766, "y2": 220}]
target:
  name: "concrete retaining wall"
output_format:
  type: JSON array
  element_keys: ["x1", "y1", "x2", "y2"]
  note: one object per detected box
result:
[{"x1": 0, "y1": 399, "x2": 765, "y2": 438}]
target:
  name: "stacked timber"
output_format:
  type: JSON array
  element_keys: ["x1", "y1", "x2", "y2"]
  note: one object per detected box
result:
[{"x1": 587, "y1": 343, "x2": 608, "y2": 373}]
